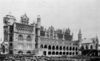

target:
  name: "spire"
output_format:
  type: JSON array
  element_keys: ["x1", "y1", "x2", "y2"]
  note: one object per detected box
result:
[
  {"x1": 67, "y1": 28, "x2": 70, "y2": 34},
  {"x1": 37, "y1": 15, "x2": 41, "y2": 28},
  {"x1": 95, "y1": 35, "x2": 99, "y2": 49},
  {"x1": 96, "y1": 35, "x2": 99, "y2": 43},
  {"x1": 37, "y1": 15, "x2": 41, "y2": 22},
  {"x1": 65, "y1": 28, "x2": 70, "y2": 34},
  {"x1": 78, "y1": 29, "x2": 82, "y2": 41}
]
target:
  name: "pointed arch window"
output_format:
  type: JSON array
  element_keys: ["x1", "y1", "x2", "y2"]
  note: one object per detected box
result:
[
  {"x1": 56, "y1": 46, "x2": 58, "y2": 50},
  {"x1": 27, "y1": 35, "x2": 32, "y2": 41},
  {"x1": 48, "y1": 45, "x2": 51, "y2": 50},
  {"x1": 60, "y1": 46, "x2": 62, "y2": 50},
  {"x1": 52, "y1": 46, "x2": 55, "y2": 50},
  {"x1": 69, "y1": 47, "x2": 72, "y2": 50},
  {"x1": 40, "y1": 44, "x2": 43, "y2": 48},
  {"x1": 44, "y1": 45, "x2": 47, "y2": 48},
  {"x1": 52, "y1": 51, "x2": 55, "y2": 55},
  {"x1": 56, "y1": 52, "x2": 58, "y2": 55},
  {"x1": 48, "y1": 51, "x2": 51, "y2": 55},
  {"x1": 18, "y1": 35, "x2": 23, "y2": 40},
  {"x1": 73, "y1": 47, "x2": 75, "y2": 50},
  {"x1": 66, "y1": 47, "x2": 68, "y2": 50},
  {"x1": 63, "y1": 46, "x2": 65, "y2": 50}
]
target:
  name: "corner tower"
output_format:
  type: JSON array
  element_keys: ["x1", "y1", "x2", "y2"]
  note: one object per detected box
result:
[
  {"x1": 3, "y1": 14, "x2": 16, "y2": 54},
  {"x1": 35, "y1": 15, "x2": 41, "y2": 48}
]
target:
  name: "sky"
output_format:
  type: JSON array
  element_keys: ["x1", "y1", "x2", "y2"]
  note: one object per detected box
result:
[{"x1": 0, "y1": 0, "x2": 100, "y2": 43}]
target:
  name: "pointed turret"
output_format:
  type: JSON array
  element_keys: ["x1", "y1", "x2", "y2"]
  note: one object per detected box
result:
[
  {"x1": 37, "y1": 15, "x2": 41, "y2": 28},
  {"x1": 78, "y1": 29, "x2": 82, "y2": 41},
  {"x1": 95, "y1": 35, "x2": 99, "y2": 49}
]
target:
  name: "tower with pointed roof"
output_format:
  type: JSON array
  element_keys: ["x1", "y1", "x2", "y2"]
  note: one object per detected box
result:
[
  {"x1": 35, "y1": 15, "x2": 41, "y2": 48},
  {"x1": 95, "y1": 35, "x2": 99, "y2": 50},
  {"x1": 78, "y1": 29, "x2": 82, "y2": 42}
]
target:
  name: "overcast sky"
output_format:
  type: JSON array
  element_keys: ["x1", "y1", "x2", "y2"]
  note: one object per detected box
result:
[{"x1": 0, "y1": 0, "x2": 100, "y2": 43}]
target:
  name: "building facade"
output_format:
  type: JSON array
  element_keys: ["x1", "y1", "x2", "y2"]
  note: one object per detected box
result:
[
  {"x1": 37, "y1": 26, "x2": 79, "y2": 57},
  {"x1": 2, "y1": 14, "x2": 36, "y2": 55},
  {"x1": 2, "y1": 14, "x2": 80, "y2": 57}
]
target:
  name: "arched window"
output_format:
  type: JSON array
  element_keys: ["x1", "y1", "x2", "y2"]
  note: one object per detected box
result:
[
  {"x1": 70, "y1": 52, "x2": 71, "y2": 55},
  {"x1": 56, "y1": 46, "x2": 58, "y2": 50},
  {"x1": 60, "y1": 46, "x2": 62, "y2": 50},
  {"x1": 52, "y1": 51, "x2": 55, "y2": 55},
  {"x1": 27, "y1": 35, "x2": 32, "y2": 41},
  {"x1": 18, "y1": 35, "x2": 23, "y2": 40},
  {"x1": 44, "y1": 45, "x2": 47, "y2": 48},
  {"x1": 69, "y1": 47, "x2": 72, "y2": 50},
  {"x1": 59, "y1": 52, "x2": 62, "y2": 55},
  {"x1": 63, "y1": 46, "x2": 65, "y2": 50},
  {"x1": 63, "y1": 52, "x2": 65, "y2": 55},
  {"x1": 27, "y1": 51, "x2": 31, "y2": 54},
  {"x1": 56, "y1": 52, "x2": 59, "y2": 55},
  {"x1": 76, "y1": 52, "x2": 78, "y2": 55},
  {"x1": 48, "y1": 45, "x2": 51, "y2": 50},
  {"x1": 52, "y1": 46, "x2": 55, "y2": 50},
  {"x1": 43, "y1": 51, "x2": 46, "y2": 55},
  {"x1": 48, "y1": 51, "x2": 51, "y2": 55},
  {"x1": 40, "y1": 44, "x2": 43, "y2": 48},
  {"x1": 66, "y1": 52, "x2": 68, "y2": 55},
  {"x1": 66, "y1": 47, "x2": 68, "y2": 50},
  {"x1": 73, "y1": 52, "x2": 74, "y2": 55},
  {"x1": 18, "y1": 51, "x2": 23, "y2": 54}
]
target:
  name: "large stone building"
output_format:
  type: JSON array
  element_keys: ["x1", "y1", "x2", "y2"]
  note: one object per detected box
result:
[
  {"x1": 1, "y1": 14, "x2": 80, "y2": 57},
  {"x1": 37, "y1": 26, "x2": 79, "y2": 57},
  {"x1": 2, "y1": 14, "x2": 36, "y2": 55}
]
